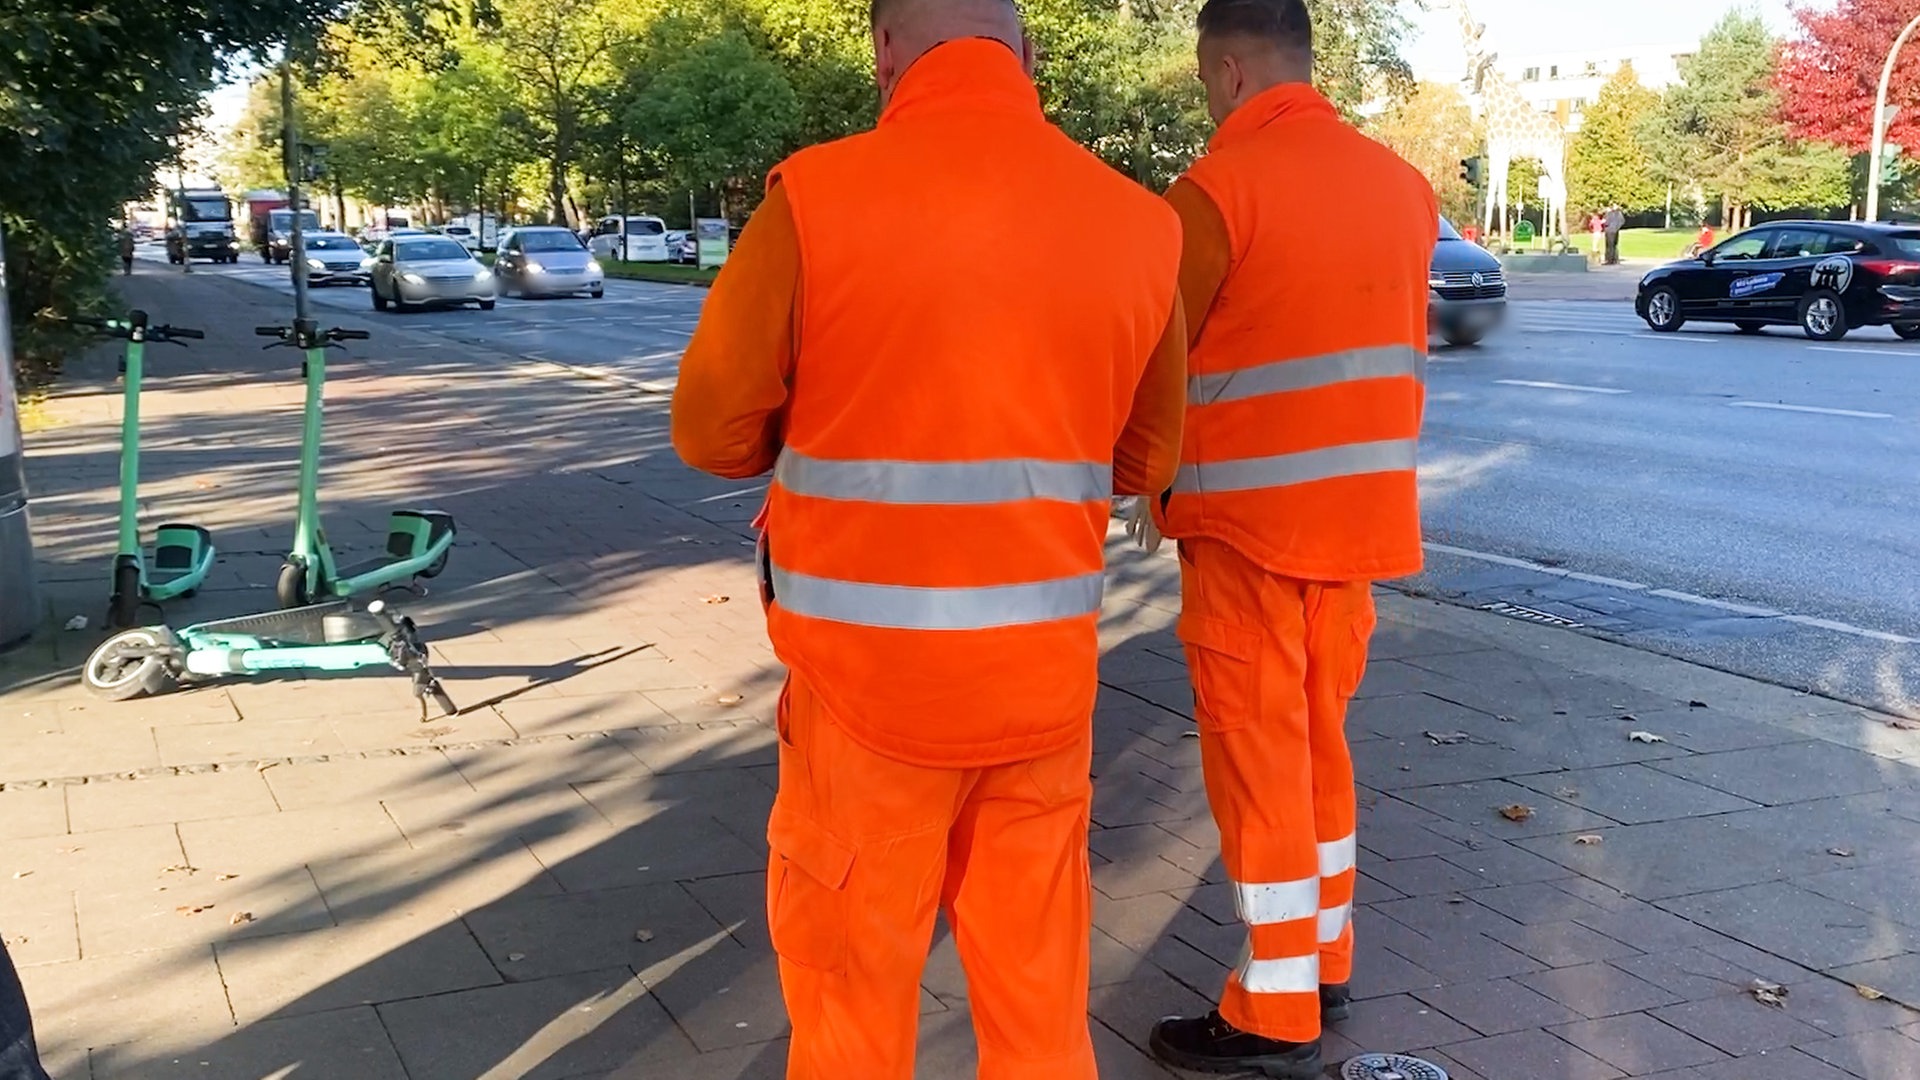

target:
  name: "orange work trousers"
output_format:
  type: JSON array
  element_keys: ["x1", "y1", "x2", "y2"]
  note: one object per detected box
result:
[
  {"x1": 767, "y1": 675, "x2": 1098, "y2": 1080},
  {"x1": 1176, "y1": 538, "x2": 1375, "y2": 1044}
]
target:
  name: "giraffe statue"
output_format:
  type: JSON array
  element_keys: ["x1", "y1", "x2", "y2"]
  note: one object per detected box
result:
[{"x1": 1442, "y1": 0, "x2": 1570, "y2": 243}]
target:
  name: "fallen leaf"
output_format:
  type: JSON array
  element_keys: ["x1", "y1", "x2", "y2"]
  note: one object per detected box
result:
[
  {"x1": 1498, "y1": 804, "x2": 1535, "y2": 822},
  {"x1": 1857, "y1": 985, "x2": 1886, "y2": 1000},
  {"x1": 162, "y1": 863, "x2": 197, "y2": 875},
  {"x1": 1555, "y1": 787, "x2": 1580, "y2": 799},
  {"x1": 216, "y1": 873, "x2": 239, "y2": 881},
  {"x1": 703, "y1": 594, "x2": 730, "y2": 605},
  {"x1": 1497, "y1": 714, "x2": 1518, "y2": 723},
  {"x1": 1887, "y1": 719, "x2": 1920, "y2": 731},
  {"x1": 716, "y1": 694, "x2": 743, "y2": 706},
  {"x1": 1443, "y1": 897, "x2": 1466, "y2": 904},
  {"x1": 228, "y1": 911, "x2": 254, "y2": 926},
  {"x1": 410, "y1": 726, "x2": 455, "y2": 740},
  {"x1": 634, "y1": 929, "x2": 655, "y2": 943},
  {"x1": 1618, "y1": 714, "x2": 1639, "y2": 723},
  {"x1": 1750, "y1": 979, "x2": 1788, "y2": 1007},
  {"x1": 1688, "y1": 700, "x2": 1709, "y2": 709},
  {"x1": 175, "y1": 904, "x2": 214, "y2": 916},
  {"x1": 9, "y1": 870, "x2": 31, "y2": 880},
  {"x1": 63, "y1": 615, "x2": 88, "y2": 631},
  {"x1": 1553, "y1": 709, "x2": 1568, "y2": 716},
  {"x1": 1828, "y1": 847, "x2": 1854, "y2": 858},
  {"x1": 255, "y1": 761, "x2": 279, "y2": 773},
  {"x1": 507, "y1": 952, "x2": 526, "y2": 962},
  {"x1": 1398, "y1": 765, "x2": 1412, "y2": 771},
  {"x1": 1424, "y1": 731, "x2": 1470, "y2": 745},
  {"x1": 1628, "y1": 731, "x2": 1667, "y2": 744},
  {"x1": 1574, "y1": 834, "x2": 1604, "y2": 845}
]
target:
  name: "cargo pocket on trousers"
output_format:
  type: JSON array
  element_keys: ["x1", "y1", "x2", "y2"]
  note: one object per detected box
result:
[
  {"x1": 766, "y1": 805, "x2": 857, "y2": 974},
  {"x1": 1177, "y1": 614, "x2": 1262, "y2": 734},
  {"x1": 1337, "y1": 593, "x2": 1379, "y2": 701}
]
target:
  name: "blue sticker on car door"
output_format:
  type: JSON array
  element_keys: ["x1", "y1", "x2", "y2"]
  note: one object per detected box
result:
[{"x1": 1730, "y1": 272, "x2": 1784, "y2": 298}]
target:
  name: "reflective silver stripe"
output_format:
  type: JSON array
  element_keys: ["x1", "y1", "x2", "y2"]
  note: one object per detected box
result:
[
  {"x1": 1233, "y1": 949, "x2": 1320, "y2": 995},
  {"x1": 1319, "y1": 834, "x2": 1358, "y2": 878},
  {"x1": 1190, "y1": 345, "x2": 1426, "y2": 406},
  {"x1": 1173, "y1": 439, "x2": 1417, "y2": 495},
  {"x1": 1318, "y1": 902, "x2": 1353, "y2": 944},
  {"x1": 770, "y1": 567, "x2": 1104, "y2": 631},
  {"x1": 776, "y1": 451, "x2": 1110, "y2": 505},
  {"x1": 1233, "y1": 877, "x2": 1320, "y2": 926}
]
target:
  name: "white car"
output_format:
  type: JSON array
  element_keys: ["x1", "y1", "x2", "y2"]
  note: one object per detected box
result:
[
  {"x1": 441, "y1": 224, "x2": 479, "y2": 251},
  {"x1": 587, "y1": 215, "x2": 669, "y2": 262},
  {"x1": 368, "y1": 235, "x2": 497, "y2": 312}
]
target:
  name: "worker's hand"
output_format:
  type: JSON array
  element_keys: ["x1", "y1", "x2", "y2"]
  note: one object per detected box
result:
[{"x1": 1123, "y1": 496, "x2": 1164, "y2": 554}]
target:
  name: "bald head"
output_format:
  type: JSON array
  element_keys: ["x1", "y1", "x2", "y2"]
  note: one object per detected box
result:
[
  {"x1": 870, "y1": 0, "x2": 1033, "y2": 105},
  {"x1": 1194, "y1": 0, "x2": 1314, "y2": 125}
]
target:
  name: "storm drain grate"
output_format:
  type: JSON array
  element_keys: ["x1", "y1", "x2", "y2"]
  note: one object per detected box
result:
[{"x1": 1478, "y1": 600, "x2": 1585, "y2": 629}]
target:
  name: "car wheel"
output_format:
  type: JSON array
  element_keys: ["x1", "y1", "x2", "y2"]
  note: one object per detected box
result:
[
  {"x1": 479, "y1": 299, "x2": 496, "y2": 311},
  {"x1": 1895, "y1": 324, "x2": 1920, "y2": 341},
  {"x1": 1644, "y1": 285, "x2": 1685, "y2": 332},
  {"x1": 590, "y1": 287, "x2": 604, "y2": 299},
  {"x1": 1799, "y1": 290, "x2": 1848, "y2": 341},
  {"x1": 1442, "y1": 325, "x2": 1486, "y2": 347},
  {"x1": 371, "y1": 283, "x2": 388, "y2": 312},
  {"x1": 1735, "y1": 321, "x2": 1766, "y2": 334}
]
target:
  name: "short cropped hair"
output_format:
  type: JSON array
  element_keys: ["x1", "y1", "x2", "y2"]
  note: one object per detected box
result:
[
  {"x1": 1196, "y1": 0, "x2": 1313, "y2": 56},
  {"x1": 871, "y1": 0, "x2": 1017, "y2": 27}
]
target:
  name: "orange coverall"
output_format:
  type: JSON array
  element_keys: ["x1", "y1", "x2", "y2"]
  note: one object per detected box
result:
[
  {"x1": 1158, "y1": 82, "x2": 1437, "y2": 1045},
  {"x1": 673, "y1": 39, "x2": 1187, "y2": 1080}
]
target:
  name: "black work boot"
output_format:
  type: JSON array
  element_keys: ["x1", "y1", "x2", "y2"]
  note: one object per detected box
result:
[
  {"x1": 1148, "y1": 1010, "x2": 1322, "y2": 1078},
  {"x1": 1321, "y1": 983, "x2": 1353, "y2": 1024}
]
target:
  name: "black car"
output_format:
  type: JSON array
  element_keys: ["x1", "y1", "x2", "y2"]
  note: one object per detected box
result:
[
  {"x1": 1636, "y1": 220, "x2": 1920, "y2": 341},
  {"x1": 1429, "y1": 217, "x2": 1507, "y2": 346}
]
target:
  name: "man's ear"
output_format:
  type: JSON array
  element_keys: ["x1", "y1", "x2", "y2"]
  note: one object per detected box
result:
[
  {"x1": 1019, "y1": 32, "x2": 1037, "y2": 77},
  {"x1": 873, "y1": 27, "x2": 896, "y2": 96}
]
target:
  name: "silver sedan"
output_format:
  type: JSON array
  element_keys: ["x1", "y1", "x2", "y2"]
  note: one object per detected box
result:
[
  {"x1": 493, "y1": 227, "x2": 605, "y2": 299},
  {"x1": 369, "y1": 236, "x2": 497, "y2": 312}
]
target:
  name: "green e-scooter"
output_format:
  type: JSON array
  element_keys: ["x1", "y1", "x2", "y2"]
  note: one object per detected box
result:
[
  {"x1": 81, "y1": 597, "x2": 457, "y2": 717},
  {"x1": 81, "y1": 312, "x2": 217, "y2": 629},
  {"x1": 254, "y1": 319, "x2": 456, "y2": 608}
]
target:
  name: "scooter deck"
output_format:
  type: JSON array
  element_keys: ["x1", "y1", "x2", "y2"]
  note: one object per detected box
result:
[{"x1": 189, "y1": 601, "x2": 380, "y2": 646}]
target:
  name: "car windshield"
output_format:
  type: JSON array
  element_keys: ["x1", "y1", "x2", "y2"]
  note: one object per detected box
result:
[
  {"x1": 181, "y1": 199, "x2": 229, "y2": 222},
  {"x1": 303, "y1": 235, "x2": 360, "y2": 251},
  {"x1": 521, "y1": 231, "x2": 585, "y2": 252},
  {"x1": 622, "y1": 220, "x2": 664, "y2": 235},
  {"x1": 394, "y1": 239, "x2": 472, "y2": 262},
  {"x1": 1438, "y1": 218, "x2": 1464, "y2": 241}
]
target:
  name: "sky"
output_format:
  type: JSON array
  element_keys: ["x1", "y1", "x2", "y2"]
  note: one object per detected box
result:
[{"x1": 1403, "y1": 0, "x2": 1800, "y2": 82}]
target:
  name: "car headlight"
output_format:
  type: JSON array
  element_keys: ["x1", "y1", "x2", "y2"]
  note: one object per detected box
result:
[
  {"x1": 586, "y1": 259, "x2": 602, "y2": 274},
  {"x1": 524, "y1": 260, "x2": 544, "y2": 273},
  {"x1": 228, "y1": 240, "x2": 240, "y2": 248},
  {"x1": 307, "y1": 258, "x2": 325, "y2": 270},
  {"x1": 473, "y1": 269, "x2": 491, "y2": 281},
  {"x1": 399, "y1": 272, "x2": 424, "y2": 285},
  {"x1": 1428, "y1": 274, "x2": 1447, "y2": 289}
]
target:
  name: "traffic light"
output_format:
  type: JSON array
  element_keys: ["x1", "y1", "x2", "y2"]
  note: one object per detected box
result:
[{"x1": 1459, "y1": 156, "x2": 1485, "y2": 187}]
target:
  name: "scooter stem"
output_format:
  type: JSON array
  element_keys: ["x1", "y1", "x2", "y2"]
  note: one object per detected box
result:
[
  {"x1": 293, "y1": 332, "x2": 327, "y2": 567},
  {"x1": 117, "y1": 323, "x2": 145, "y2": 559}
]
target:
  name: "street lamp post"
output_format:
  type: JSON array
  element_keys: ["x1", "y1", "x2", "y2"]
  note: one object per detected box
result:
[{"x1": 1866, "y1": 13, "x2": 1920, "y2": 222}]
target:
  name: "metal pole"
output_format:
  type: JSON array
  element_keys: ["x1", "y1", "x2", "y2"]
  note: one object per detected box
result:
[
  {"x1": 0, "y1": 227, "x2": 40, "y2": 648},
  {"x1": 1867, "y1": 13, "x2": 1920, "y2": 223},
  {"x1": 281, "y1": 59, "x2": 310, "y2": 322},
  {"x1": 176, "y1": 157, "x2": 191, "y2": 275}
]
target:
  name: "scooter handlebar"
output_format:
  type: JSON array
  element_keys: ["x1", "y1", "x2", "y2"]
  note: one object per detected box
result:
[
  {"x1": 158, "y1": 327, "x2": 205, "y2": 340},
  {"x1": 330, "y1": 329, "x2": 371, "y2": 341},
  {"x1": 255, "y1": 326, "x2": 287, "y2": 337}
]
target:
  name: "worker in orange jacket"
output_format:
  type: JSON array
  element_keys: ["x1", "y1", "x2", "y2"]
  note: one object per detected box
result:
[
  {"x1": 670, "y1": 0, "x2": 1188, "y2": 1075},
  {"x1": 1138, "y1": 1, "x2": 1438, "y2": 1076}
]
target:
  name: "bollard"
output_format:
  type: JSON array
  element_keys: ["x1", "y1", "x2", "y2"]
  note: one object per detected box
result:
[{"x1": 0, "y1": 228, "x2": 41, "y2": 648}]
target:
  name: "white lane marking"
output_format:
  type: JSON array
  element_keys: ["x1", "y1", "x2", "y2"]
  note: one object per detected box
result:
[
  {"x1": 1809, "y1": 346, "x2": 1917, "y2": 357},
  {"x1": 1728, "y1": 401, "x2": 1893, "y2": 419},
  {"x1": 1428, "y1": 542, "x2": 1919, "y2": 644},
  {"x1": 1495, "y1": 379, "x2": 1630, "y2": 395}
]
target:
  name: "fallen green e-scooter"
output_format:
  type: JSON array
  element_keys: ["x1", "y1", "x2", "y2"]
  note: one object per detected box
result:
[
  {"x1": 82, "y1": 597, "x2": 457, "y2": 717},
  {"x1": 254, "y1": 319, "x2": 456, "y2": 608},
  {"x1": 80, "y1": 312, "x2": 217, "y2": 629}
]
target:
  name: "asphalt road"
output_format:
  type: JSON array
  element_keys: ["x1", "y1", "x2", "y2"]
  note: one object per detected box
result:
[{"x1": 149, "y1": 252, "x2": 1920, "y2": 716}]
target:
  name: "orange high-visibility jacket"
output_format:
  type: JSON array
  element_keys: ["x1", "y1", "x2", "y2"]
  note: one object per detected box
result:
[
  {"x1": 1160, "y1": 84, "x2": 1438, "y2": 582},
  {"x1": 760, "y1": 40, "x2": 1183, "y2": 768}
]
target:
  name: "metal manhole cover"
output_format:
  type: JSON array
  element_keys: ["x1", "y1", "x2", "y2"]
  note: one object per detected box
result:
[
  {"x1": 1478, "y1": 600, "x2": 1584, "y2": 629},
  {"x1": 1341, "y1": 1053, "x2": 1449, "y2": 1080}
]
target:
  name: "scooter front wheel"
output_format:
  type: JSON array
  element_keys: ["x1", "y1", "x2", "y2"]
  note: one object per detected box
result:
[
  {"x1": 84, "y1": 628, "x2": 179, "y2": 701},
  {"x1": 276, "y1": 562, "x2": 314, "y2": 608}
]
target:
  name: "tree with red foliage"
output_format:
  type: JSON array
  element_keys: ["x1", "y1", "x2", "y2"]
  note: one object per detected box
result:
[{"x1": 1779, "y1": 0, "x2": 1920, "y2": 152}]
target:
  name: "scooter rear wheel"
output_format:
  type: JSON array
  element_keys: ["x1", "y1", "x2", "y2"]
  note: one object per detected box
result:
[
  {"x1": 277, "y1": 562, "x2": 314, "y2": 608},
  {"x1": 84, "y1": 628, "x2": 179, "y2": 701}
]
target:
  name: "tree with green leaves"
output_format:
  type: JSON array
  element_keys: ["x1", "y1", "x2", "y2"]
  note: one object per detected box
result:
[
  {"x1": 1567, "y1": 65, "x2": 1663, "y2": 217},
  {"x1": 631, "y1": 27, "x2": 802, "y2": 219},
  {"x1": 1367, "y1": 81, "x2": 1482, "y2": 225}
]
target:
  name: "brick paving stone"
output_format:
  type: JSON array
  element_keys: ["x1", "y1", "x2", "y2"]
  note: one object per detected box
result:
[
  {"x1": 1355, "y1": 871, "x2": 1408, "y2": 905},
  {"x1": 1398, "y1": 779, "x2": 1617, "y2": 838},
  {"x1": 1412, "y1": 977, "x2": 1583, "y2": 1035},
  {"x1": 1347, "y1": 690, "x2": 1499, "y2": 740},
  {"x1": 1514, "y1": 817, "x2": 1809, "y2": 901},
  {"x1": 1797, "y1": 1028, "x2": 1920, "y2": 1079},
  {"x1": 1549, "y1": 1013, "x2": 1729, "y2": 1074},
  {"x1": 1830, "y1": 953, "x2": 1920, "y2": 1011},
  {"x1": 1372, "y1": 894, "x2": 1525, "y2": 940},
  {"x1": 1650, "y1": 994, "x2": 1832, "y2": 1055},
  {"x1": 1627, "y1": 707, "x2": 1811, "y2": 754},
  {"x1": 1090, "y1": 968, "x2": 1216, "y2": 1057},
  {"x1": 1659, "y1": 882, "x2": 1917, "y2": 971},
  {"x1": 1365, "y1": 855, "x2": 1495, "y2": 897},
  {"x1": 1348, "y1": 943, "x2": 1446, "y2": 1000},
  {"x1": 1439, "y1": 843, "x2": 1581, "y2": 887},
  {"x1": 378, "y1": 967, "x2": 698, "y2": 1080},
  {"x1": 65, "y1": 770, "x2": 278, "y2": 833},
  {"x1": 1472, "y1": 882, "x2": 1611, "y2": 926},
  {"x1": 1439, "y1": 1028, "x2": 1627, "y2": 1080},
  {"x1": 1686, "y1": 1048, "x2": 1859, "y2": 1080},
  {"x1": 1650, "y1": 741, "x2": 1918, "y2": 807},
  {"x1": 1089, "y1": 825, "x2": 1204, "y2": 900},
  {"x1": 1576, "y1": 900, "x2": 1734, "y2": 953},
  {"x1": 1092, "y1": 890, "x2": 1187, "y2": 953},
  {"x1": 1514, "y1": 764, "x2": 1757, "y2": 825},
  {"x1": 1408, "y1": 1047, "x2": 1492, "y2": 1080},
  {"x1": 1798, "y1": 860, "x2": 1920, "y2": 932},
  {"x1": 1385, "y1": 929, "x2": 1549, "y2": 984},
  {"x1": 1774, "y1": 976, "x2": 1920, "y2": 1038},
  {"x1": 1519, "y1": 962, "x2": 1683, "y2": 1018},
  {"x1": 1488, "y1": 920, "x2": 1643, "y2": 968},
  {"x1": 1334, "y1": 992, "x2": 1477, "y2": 1051},
  {"x1": 1354, "y1": 738, "x2": 1562, "y2": 789},
  {"x1": 88, "y1": 1006, "x2": 408, "y2": 1079}
]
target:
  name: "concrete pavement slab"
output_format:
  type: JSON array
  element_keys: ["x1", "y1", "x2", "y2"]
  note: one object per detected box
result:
[
  {"x1": 1518, "y1": 962, "x2": 1684, "y2": 1018},
  {"x1": 1549, "y1": 1014, "x2": 1730, "y2": 1074},
  {"x1": 1649, "y1": 994, "x2": 1833, "y2": 1055},
  {"x1": 1650, "y1": 740, "x2": 1920, "y2": 806},
  {"x1": 16, "y1": 947, "x2": 234, "y2": 1061},
  {"x1": 176, "y1": 802, "x2": 409, "y2": 873},
  {"x1": 1438, "y1": 1028, "x2": 1628, "y2": 1080},
  {"x1": 64, "y1": 769, "x2": 277, "y2": 833},
  {"x1": 1830, "y1": 953, "x2": 1920, "y2": 1011},
  {"x1": 1412, "y1": 977, "x2": 1584, "y2": 1036},
  {"x1": 215, "y1": 909, "x2": 502, "y2": 1023},
  {"x1": 259, "y1": 749, "x2": 467, "y2": 810},
  {"x1": 463, "y1": 881, "x2": 724, "y2": 983},
  {"x1": 87, "y1": 1004, "x2": 407, "y2": 1080},
  {"x1": 1796, "y1": 1027, "x2": 1920, "y2": 1079},
  {"x1": 0, "y1": 788, "x2": 66, "y2": 841},
  {"x1": 152, "y1": 716, "x2": 347, "y2": 765},
  {"x1": 73, "y1": 863, "x2": 332, "y2": 957},
  {"x1": 1658, "y1": 882, "x2": 1917, "y2": 971}
]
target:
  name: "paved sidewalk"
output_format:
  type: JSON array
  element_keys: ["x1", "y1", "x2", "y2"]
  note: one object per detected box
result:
[{"x1": 3, "y1": 269, "x2": 1919, "y2": 1079}]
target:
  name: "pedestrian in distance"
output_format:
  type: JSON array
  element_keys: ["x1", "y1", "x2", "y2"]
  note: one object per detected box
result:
[
  {"x1": 117, "y1": 226, "x2": 135, "y2": 276},
  {"x1": 1589, "y1": 211, "x2": 1604, "y2": 257},
  {"x1": 1128, "y1": 0, "x2": 1436, "y2": 1075},
  {"x1": 0, "y1": 936, "x2": 53, "y2": 1080},
  {"x1": 1604, "y1": 204, "x2": 1626, "y2": 265},
  {"x1": 670, "y1": 0, "x2": 1188, "y2": 1075}
]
